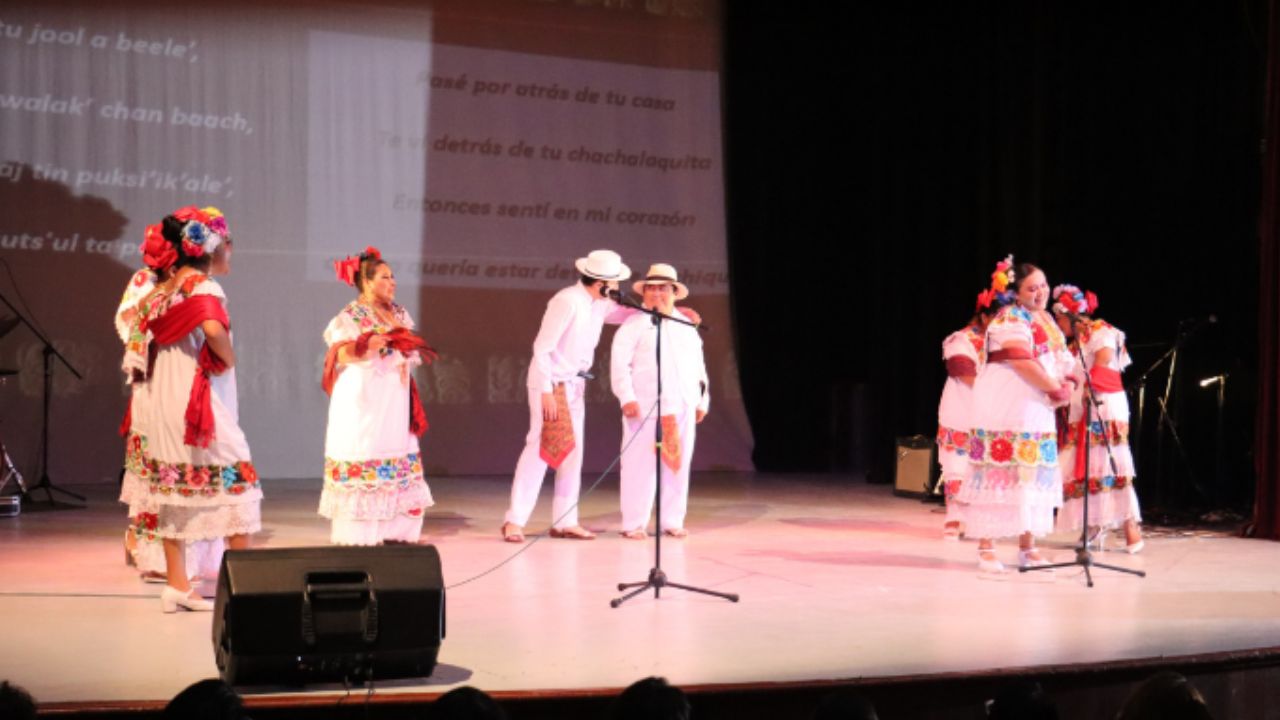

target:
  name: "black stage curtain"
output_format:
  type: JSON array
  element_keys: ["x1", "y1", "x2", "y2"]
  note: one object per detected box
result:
[
  {"x1": 724, "y1": 3, "x2": 1265, "y2": 511},
  {"x1": 1253, "y1": 0, "x2": 1280, "y2": 540}
]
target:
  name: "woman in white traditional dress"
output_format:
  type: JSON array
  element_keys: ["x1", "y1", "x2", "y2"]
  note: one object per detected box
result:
[
  {"x1": 115, "y1": 209, "x2": 227, "y2": 583},
  {"x1": 319, "y1": 247, "x2": 434, "y2": 545},
  {"x1": 122, "y1": 206, "x2": 262, "y2": 612},
  {"x1": 958, "y1": 257, "x2": 1074, "y2": 573},
  {"x1": 1051, "y1": 284, "x2": 1144, "y2": 553},
  {"x1": 935, "y1": 291, "x2": 996, "y2": 539}
]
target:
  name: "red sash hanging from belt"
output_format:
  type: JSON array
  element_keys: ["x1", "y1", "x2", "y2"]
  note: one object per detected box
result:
[
  {"x1": 118, "y1": 403, "x2": 132, "y2": 438},
  {"x1": 1072, "y1": 366, "x2": 1125, "y2": 482},
  {"x1": 660, "y1": 415, "x2": 682, "y2": 471},
  {"x1": 147, "y1": 296, "x2": 229, "y2": 448},
  {"x1": 539, "y1": 383, "x2": 575, "y2": 468},
  {"x1": 322, "y1": 327, "x2": 437, "y2": 436}
]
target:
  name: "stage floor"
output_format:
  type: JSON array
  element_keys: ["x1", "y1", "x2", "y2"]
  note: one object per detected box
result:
[{"x1": 1, "y1": 473, "x2": 1278, "y2": 710}]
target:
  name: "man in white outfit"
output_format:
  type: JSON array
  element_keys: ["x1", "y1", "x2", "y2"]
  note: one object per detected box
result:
[
  {"x1": 502, "y1": 250, "x2": 632, "y2": 542},
  {"x1": 611, "y1": 264, "x2": 709, "y2": 539}
]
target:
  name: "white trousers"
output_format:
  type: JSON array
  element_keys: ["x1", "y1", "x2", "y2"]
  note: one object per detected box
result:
[
  {"x1": 619, "y1": 402, "x2": 697, "y2": 532},
  {"x1": 505, "y1": 381, "x2": 586, "y2": 529}
]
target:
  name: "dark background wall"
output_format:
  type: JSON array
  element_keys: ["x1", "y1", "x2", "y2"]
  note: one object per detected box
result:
[{"x1": 723, "y1": 2, "x2": 1266, "y2": 513}]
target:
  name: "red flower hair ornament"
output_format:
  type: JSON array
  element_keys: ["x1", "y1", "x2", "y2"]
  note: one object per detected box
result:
[
  {"x1": 333, "y1": 246, "x2": 384, "y2": 287},
  {"x1": 975, "y1": 288, "x2": 997, "y2": 312},
  {"x1": 140, "y1": 223, "x2": 178, "y2": 272}
]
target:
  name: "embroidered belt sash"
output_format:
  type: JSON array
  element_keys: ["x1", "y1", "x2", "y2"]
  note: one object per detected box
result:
[{"x1": 539, "y1": 383, "x2": 575, "y2": 468}]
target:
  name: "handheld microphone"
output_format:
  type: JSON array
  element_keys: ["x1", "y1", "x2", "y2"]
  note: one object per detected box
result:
[{"x1": 605, "y1": 287, "x2": 627, "y2": 302}]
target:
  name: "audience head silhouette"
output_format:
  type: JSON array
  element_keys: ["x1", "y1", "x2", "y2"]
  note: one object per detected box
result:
[
  {"x1": 1116, "y1": 671, "x2": 1213, "y2": 720},
  {"x1": 612, "y1": 676, "x2": 691, "y2": 720}
]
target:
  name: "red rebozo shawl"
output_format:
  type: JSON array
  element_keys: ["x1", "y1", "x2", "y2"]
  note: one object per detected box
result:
[
  {"x1": 322, "y1": 327, "x2": 438, "y2": 437},
  {"x1": 147, "y1": 295, "x2": 230, "y2": 448}
]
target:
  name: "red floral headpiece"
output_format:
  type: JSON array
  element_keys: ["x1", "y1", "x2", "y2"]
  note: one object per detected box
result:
[
  {"x1": 1052, "y1": 284, "x2": 1098, "y2": 316},
  {"x1": 169, "y1": 205, "x2": 222, "y2": 259},
  {"x1": 975, "y1": 288, "x2": 997, "y2": 312},
  {"x1": 333, "y1": 246, "x2": 383, "y2": 287},
  {"x1": 140, "y1": 223, "x2": 177, "y2": 271}
]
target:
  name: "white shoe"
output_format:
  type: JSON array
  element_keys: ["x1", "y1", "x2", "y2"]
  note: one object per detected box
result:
[
  {"x1": 977, "y1": 550, "x2": 1005, "y2": 574},
  {"x1": 1086, "y1": 527, "x2": 1109, "y2": 551},
  {"x1": 1124, "y1": 539, "x2": 1145, "y2": 555},
  {"x1": 1018, "y1": 549, "x2": 1051, "y2": 569},
  {"x1": 160, "y1": 585, "x2": 213, "y2": 613}
]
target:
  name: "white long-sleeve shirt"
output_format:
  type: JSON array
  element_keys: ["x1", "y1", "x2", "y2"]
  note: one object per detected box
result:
[
  {"x1": 527, "y1": 283, "x2": 631, "y2": 392},
  {"x1": 610, "y1": 308, "x2": 709, "y2": 414}
]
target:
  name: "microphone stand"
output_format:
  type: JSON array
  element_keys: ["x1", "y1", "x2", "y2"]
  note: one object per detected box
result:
[
  {"x1": 1022, "y1": 326, "x2": 1145, "y2": 586},
  {"x1": 1132, "y1": 319, "x2": 1209, "y2": 509},
  {"x1": 0, "y1": 289, "x2": 85, "y2": 507},
  {"x1": 609, "y1": 293, "x2": 738, "y2": 607}
]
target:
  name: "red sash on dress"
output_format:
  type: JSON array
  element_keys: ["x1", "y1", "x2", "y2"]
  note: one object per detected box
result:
[
  {"x1": 1072, "y1": 367, "x2": 1124, "y2": 482},
  {"x1": 988, "y1": 347, "x2": 1033, "y2": 363},
  {"x1": 945, "y1": 356, "x2": 977, "y2": 377},
  {"x1": 118, "y1": 404, "x2": 132, "y2": 438},
  {"x1": 1072, "y1": 419, "x2": 1089, "y2": 482},
  {"x1": 322, "y1": 327, "x2": 437, "y2": 437},
  {"x1": 147, "y1": 295, "x2": 229, "y2": 448},
  {"x1": 1089, "y1": 366, "x2": 1124, "y2": 393}
]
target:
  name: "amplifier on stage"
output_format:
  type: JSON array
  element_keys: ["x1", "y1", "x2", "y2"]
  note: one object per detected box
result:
[{"x1": 894, "y1": 435, "x2": 936, "y2": 498}]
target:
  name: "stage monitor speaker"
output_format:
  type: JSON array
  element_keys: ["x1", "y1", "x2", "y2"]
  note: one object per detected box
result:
[
  {"x1": 894, "y1": 435, "x2": 936, "y2": 497},
  {"x1": 212, "y1": 544, "x2": 445, "y2": 686}
]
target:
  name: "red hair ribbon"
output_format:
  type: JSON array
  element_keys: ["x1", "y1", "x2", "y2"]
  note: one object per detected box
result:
[{"x1": 333, "y1": 255, "x2": 361, "y2": 286}]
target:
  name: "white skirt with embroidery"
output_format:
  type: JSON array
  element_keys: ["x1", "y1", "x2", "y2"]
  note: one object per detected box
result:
[
  {"x1": 958, "y1": 361, "x2": 1062, "y2": 539},
  {"x1": 135, "y1": 336, "x2": 263, "y2": 541},
  {"x1": 318, "y1": 352, "x2": 433, "y2": 545}
]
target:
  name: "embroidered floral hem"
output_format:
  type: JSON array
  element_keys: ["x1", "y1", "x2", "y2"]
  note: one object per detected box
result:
[
  {"x1": 124, "y1": 431, "x2": 150, "y2": 481},
  {"x1": 1059, "y1": 420, "x2": 1130, "y2": 449},
  {"x1": 1063, "y1": 475, "x2": 1134, "y2": 499},
  {"x1": 966, "y1": 428, "x2": 1058, "y2": 467},
  {"x1": 319, "y1": 453, "x2": 433, "y2": 521},
  {"x1": 936, "y1": 425, "x2": 972, "y2": 456},
  {"x1": 143, "y1": 455, "x2": 261, "y2": 502}
]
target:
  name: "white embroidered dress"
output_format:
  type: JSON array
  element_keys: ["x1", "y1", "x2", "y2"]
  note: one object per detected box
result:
[
  {"x1": 936, "y1": 325, "x2": 984, "y2": 525},
  {"x1": 958, "y1": 306, "x2": 1073, "y2": 538},
  {"x1": 127, "y1": 275, "x2": 262, "y2": 541},
  {"x1": 1057, "y1": 320, "x2": 1142, "y2": 531},
  {"x1": 318, "y1": 300, "x2": 433, "y2": 545},
  {"x1": 116, "y1": 269, "x2": 224, "y2": 575}
]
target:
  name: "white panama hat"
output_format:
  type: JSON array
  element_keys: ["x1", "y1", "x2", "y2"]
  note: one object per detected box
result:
[
  {"x1": 574, "y1": 249, "x2": 631, "y2": 281},
  {"x1": 632, "y1": 263, "x2": 689, "y2": 301}
]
